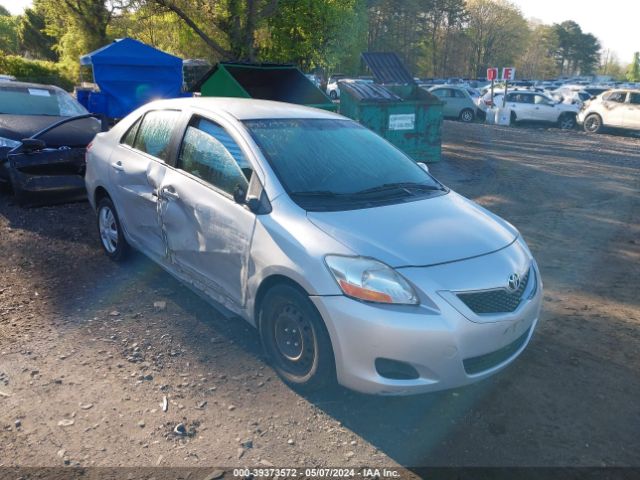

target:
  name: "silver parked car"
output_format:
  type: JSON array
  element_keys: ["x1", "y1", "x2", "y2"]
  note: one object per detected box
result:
[
  {"x1": 428, "y1": 85, "x2": 479, "y2": 122},
  {"x1": 85, "y1": 98, "x2": 542, "y2": 395}
]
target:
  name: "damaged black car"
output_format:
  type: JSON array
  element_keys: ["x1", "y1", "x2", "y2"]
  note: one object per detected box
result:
[{"x1": 0, "y1": 80, "x2": 107, "y2": 205}]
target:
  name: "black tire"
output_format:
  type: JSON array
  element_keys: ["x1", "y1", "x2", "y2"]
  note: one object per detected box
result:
[
  {"x1": 96, "y1": 196, "x2": 129, "y2": 262},
  {"x1": 259, "y1": 284, "x2": 335, "y2": 391},
  {"x1": 329, "y1": 90, "x2": 338, "y2": 100},
  {"x1": 510, "y1": 111, "x2": 517, "y2": 124},
  {"x1": 459, "y1": 108, "x2": 475, "y2": 123},
  {"x1": 583, "y1": 113, "x2": 603, "y2": 133},
  {"x1": 558, "y1": 113, "x2": 577, "y2": 130}
]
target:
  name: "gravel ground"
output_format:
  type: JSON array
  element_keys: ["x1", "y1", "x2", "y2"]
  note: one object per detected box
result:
[{"x1": 0, "y1": 121, "x2": 639, "y2": 474}]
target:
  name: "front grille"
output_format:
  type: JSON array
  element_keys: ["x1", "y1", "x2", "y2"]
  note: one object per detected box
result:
[
  {"x1": 463, "y1": 327, "x2": 531, "y2": 375},
  {"x1": 457, "y1": 269, "x2": 531, "y2": 314}
]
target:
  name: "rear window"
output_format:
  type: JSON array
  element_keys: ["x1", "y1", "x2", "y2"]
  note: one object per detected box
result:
[
  {"x1": 0, "y1": 85, "x2": 87, "y2": 117},
  {"x1": 132, "y1": 110, "x2": 181, "y2": 162}
]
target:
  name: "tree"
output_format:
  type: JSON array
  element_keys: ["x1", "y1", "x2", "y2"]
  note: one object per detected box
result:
[
  {"x1": 18, "y1": 3, "x2": 59, "y2": 60},
  {"x1": 465, "y1": 0, "x2": 528, "y2": 78},
  {"x1": 627, "y1": 52, "x2": 640, "y2": 82},
  {"x1": 552, "y1": 21, "x2": 600, "y2": 76},
  {"x1": 518, "y1": 22, "x2": 559, "y2": 79},
  {"x1": 262, "y1": 0, "x2": 366, "y2": 73},
  {"x1": 0, "y1": 9, "x2": 20, "y2": 55},
  {"x1": 150, "y1": 0, "x2": 281, "y2": 61}
]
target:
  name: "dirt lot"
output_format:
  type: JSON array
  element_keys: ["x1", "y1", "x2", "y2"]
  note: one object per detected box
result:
[{"x1": 1, "y1": 121, "x2": 639, "y2": 474}]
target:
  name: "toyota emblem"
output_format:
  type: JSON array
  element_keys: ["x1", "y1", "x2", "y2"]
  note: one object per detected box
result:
[{"x1": 507, "y1": 273, "x2": 521, "y2": 292}]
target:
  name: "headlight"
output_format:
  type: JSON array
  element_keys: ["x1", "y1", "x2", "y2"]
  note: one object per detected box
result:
[
  {"x1": 0, "y1": 136, "x2": 21, "y2": 148},
  {"x1": 324, "y1": 255, "x2": 419, "y2": 305}
]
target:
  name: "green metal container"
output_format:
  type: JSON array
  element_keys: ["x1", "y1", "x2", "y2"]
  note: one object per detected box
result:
[
  {"x1": 339, "y1": 82, "x2": 442, "y2": 163},
  {"x1": 197, "y1": 63, "x2": 336, "y2": 112}
]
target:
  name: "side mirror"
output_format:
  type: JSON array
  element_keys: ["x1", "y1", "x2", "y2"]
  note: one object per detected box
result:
[
  {"x1": 233, "y1": 184, "x2": 246, "y2": 205},
  {"x1": 21, "y1": 138, "x2": 46, "y2": 152},
  {"x1": 418, "y1": 162, "x2": 430, "y2": 173}
]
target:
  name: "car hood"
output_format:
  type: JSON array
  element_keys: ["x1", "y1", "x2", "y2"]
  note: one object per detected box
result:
[
  {"x1": 307, "y1": 192, "x2": 518, "y2": 267},
  {"x1": 0, "y1": 114, "x2": 99, "y2": 147}
]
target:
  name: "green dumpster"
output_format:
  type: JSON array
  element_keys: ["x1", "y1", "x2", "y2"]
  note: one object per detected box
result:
[
  {"x1": 196, "y1": 62, "x2": 336, "y2": 112},
  {"x1": 339, "y1": 81, "x2": 442, "y2": 163}
]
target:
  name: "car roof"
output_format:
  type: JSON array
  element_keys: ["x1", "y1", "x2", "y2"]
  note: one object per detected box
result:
[
  {"x1": 0, "y1": 80, "x2": 63, "y2": 91},
  {"x1": 146, "y1": 97, "x2": 344, "y2": 121}
]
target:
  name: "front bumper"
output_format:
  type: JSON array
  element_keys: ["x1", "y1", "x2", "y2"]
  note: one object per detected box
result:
[{"x1": 311, "y1": 243, "x2": 542, "y2": 395}]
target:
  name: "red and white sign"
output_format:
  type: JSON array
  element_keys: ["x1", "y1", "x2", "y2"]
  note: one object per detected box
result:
[
  {"x1": 487, "y1": 68, "x2": 498, "y2": 81},
  {"x1": 501, "y1": 67, "x2": 516, "y2": 81}
]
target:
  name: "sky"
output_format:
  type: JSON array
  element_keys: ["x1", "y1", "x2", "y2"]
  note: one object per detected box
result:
[
  {"x1": 510, "y1": 0, "x2": 637, "y2": 64},
  {"x1": 1, "y1": 0, "x2": 637, "y2": 63}
]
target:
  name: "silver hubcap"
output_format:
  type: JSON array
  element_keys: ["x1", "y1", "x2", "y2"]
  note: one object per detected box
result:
[
  {"x1": 586, "y1": 117, "x2": 599, "y2": 131},
  {"x1": 462, "y1": 111, "x2": 472, "y2": 121},
  {"x1": 99, "y1": 206, "x2": 118, "y2": 254}
]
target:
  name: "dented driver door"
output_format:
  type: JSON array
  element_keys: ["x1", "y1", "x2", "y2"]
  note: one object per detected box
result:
[{"x1": 158, "y1": 115, "x2": 256, "y2": 308}]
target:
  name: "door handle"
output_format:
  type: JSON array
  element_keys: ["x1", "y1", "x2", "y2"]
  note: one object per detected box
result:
[
  {"x1": 161, "y1": 186, "x2": 179, "y2": 200},
  {"x1": 111, "y1": 161, "x2": 124, "y2": 171}
]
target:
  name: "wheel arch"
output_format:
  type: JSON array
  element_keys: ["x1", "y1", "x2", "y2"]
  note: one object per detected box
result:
[{"x1": 253, "y1": 274, "x2": 312, "y2": 328}]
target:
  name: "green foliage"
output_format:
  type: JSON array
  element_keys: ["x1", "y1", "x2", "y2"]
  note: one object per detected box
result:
[
  {"x1": 261, "y1": 0, "x2": 367, "y2": 73},
  {"x1": 18, "y1": 5, "x2": 58, "y2": 61},
  {"x1": 553, "y1": 21, "x2": 601, "y2": 75},
  {"x1": 0, "y1": 54, "x2": 73, "y2": 90},
  {"x1": 0, "y1": 13, "x2": 20, "y2": 55},
  {"x1": 627, "y1": 52, "x2": 640, "y2": 82}
]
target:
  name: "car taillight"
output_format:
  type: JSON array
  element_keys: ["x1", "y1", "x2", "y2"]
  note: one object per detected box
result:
[{"x1": 484, "y1": 99, "x2": 494, "y2": 106}]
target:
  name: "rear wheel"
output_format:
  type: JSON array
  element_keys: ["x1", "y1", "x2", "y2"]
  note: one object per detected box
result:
[
  {"x1": 583, "y1": 113, "x2": 603, "y2": 133},
  {"x1": 558, "y1": 113, "x2": 576, "y2": 130},
  {"x1": 329, "y1": 90, "x2": 338, "y2": 100},
  {"x1": 459, "y1": 108, "x2": 475, "y2": 123},
  {"x1": 97, "y1": 196, "x2": 129, "y2": 261},
  {"x1": 259, "y1": 284, "x2": 335, "y2": 391}
]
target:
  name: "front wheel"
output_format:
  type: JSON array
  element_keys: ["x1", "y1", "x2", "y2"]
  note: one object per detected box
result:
[
  {"x1": 583, "y1": 113, "x2": 603, "y2": 133},
  {"x1": 558, "y1": 113, "x2": 577, "y2": 130},
  {"x1": 329, "y1": 90, "x2": 338, "y2": 100},
  {"x1": 96, "y1": 196, "x2": 129, "y2": 261},
  {"x1": 259, "y1": 284, "x2": 335, "y2": 391},
  {"x1": 459, "y1": 108, "x2": 475, "y2": 123}
]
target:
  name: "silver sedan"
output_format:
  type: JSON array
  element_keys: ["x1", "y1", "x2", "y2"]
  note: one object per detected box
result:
[{"x1": 85, "y1": 98, "x2": 542, "y2": 395}]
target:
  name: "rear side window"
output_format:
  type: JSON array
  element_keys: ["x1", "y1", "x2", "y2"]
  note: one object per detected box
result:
[
  {"x1": 133, "y1": 110, "x2": 181, "y2": 161},
  {"x1": 121, "y1": 117, "x2": 141, "y2": 147},
  {"x1": 452, "y1": 89, "x2": 466, "y2": 98},
  {"x1": 629, "y1": 93, "x2": 640, "y2": 105}
]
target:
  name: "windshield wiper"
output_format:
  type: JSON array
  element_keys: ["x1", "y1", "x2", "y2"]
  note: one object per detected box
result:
[
  {"x1": 355, "y1": 182, "x2": 442, "y2": 196},
  {"x1": 289, "y1": 190, "x2": 350, "y2": 198}
]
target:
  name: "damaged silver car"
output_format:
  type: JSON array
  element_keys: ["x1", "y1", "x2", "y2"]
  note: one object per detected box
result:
[{"x1": 86, "y1": 98, "x2": 542, "y2": 395}]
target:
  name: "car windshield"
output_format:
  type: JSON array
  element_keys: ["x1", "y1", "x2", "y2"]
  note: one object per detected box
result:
[
  {"x1": 243, "y1": 118, "x2": 446, "y2": 211},
  {"x1": 0, "y1": 85, "x2": 88, "y2": 117}
]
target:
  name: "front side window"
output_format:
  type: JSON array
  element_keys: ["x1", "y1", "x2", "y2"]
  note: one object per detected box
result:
[
  {"x1": 534, "y1": 95, "x2": 552, "y2": 105},
  {"x1": 629, "y1": 93, "x2": 640, "y2": 105},
  {"x1": 177, "y1": 117, "x2": 250, "y2": 196},
  {"x1": 133, "y1": 110, "x2": 181, "y2": 161},
  {"x1": 244, "y1": 118, "x2": 445, "y2": 211},
  {"x1": 432, "y1": 88, "x2": 451, "y2": 98}
]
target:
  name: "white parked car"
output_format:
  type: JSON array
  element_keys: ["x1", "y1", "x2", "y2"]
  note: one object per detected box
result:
[
  {"x1": 85, "y1": 98, "x2": 542, "y2": 395},
  {"x1": 491, "y1": 90, "x2": 579, "y2": 129},
  {"x1": 326, "y1": 74, "x2": 346, "y2": 100},
  {"x1": 578, "y1": 89, "x2": 640, "y2": 133}
]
